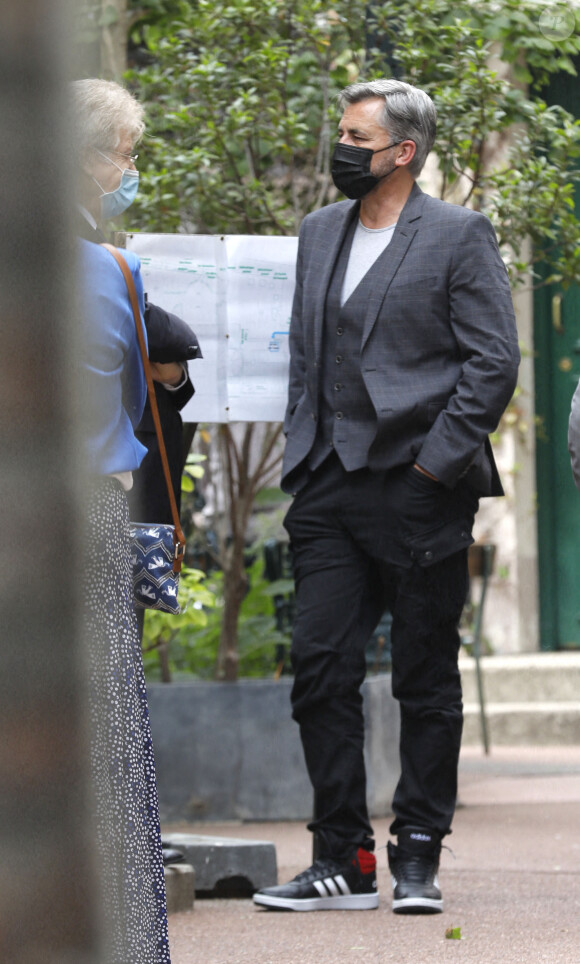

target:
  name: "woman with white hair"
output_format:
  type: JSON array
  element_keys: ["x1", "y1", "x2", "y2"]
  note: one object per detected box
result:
[
  {"x1": 73, "y1": 78, "x2": 172, "y2": 964},
  {"x1": 73, "y1": 77, "x2": 145, "y2": 228}
]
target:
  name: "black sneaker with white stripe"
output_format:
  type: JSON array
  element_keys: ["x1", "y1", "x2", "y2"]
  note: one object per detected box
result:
[
  {"x1": 387, "y1": 827, "x2": 443, "y2": 914},
  {"x1": 253, "y1": 848, "x2": 378, "y2": 911}
]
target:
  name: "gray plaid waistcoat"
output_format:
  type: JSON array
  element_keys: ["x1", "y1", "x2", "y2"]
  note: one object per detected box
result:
[{"x1": 309, "y1": 218, "x2": 380, "y2": 472}]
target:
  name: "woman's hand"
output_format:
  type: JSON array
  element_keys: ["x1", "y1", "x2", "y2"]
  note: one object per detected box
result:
[{"x1": 149, "y1": 361, "x2": 184, "y2": 386}]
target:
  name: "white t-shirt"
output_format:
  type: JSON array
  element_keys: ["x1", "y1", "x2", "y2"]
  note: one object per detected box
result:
[{"x1": 341, "y1": 219, "x2": 397, "y2": 306}]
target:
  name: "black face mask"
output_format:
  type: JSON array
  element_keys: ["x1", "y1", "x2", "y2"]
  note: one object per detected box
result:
[{"x1": 331, "y1": 140, "x2": 401, "y2": 199}]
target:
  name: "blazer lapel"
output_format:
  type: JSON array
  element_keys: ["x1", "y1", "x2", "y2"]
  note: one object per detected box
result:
[
  {"x1": 310, "y1": 201, "x2": 358, "y2": 355},
  {"x1": 361, "y1": 183, "x2": 425, "y2": 350}
]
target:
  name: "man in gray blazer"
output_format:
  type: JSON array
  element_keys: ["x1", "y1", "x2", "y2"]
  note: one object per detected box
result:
[{"x1": 254, "y1": 80, "x2": 520, "y2": 915}]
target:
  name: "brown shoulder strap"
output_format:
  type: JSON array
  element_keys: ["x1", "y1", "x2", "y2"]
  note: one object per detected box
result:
[{"x1": 100, "y1": 242, "x2": 186, "y2": 573}]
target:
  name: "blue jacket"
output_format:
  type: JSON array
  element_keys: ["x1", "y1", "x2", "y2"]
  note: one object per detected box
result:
[{"x1": 80, "y1": 239, "x2": 148, "y2": 475}]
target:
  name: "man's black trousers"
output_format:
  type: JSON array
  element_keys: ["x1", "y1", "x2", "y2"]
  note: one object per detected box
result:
[{"x1": 284, "y1": 453, "x2": 478, "y2": 860}]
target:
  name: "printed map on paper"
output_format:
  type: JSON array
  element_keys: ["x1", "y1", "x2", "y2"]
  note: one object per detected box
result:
[{"x1": 126, "y1": 233, "x2": 298, "y2": 422}]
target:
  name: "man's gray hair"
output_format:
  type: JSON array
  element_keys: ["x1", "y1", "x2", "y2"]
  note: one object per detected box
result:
[
  {"x1": 337, "y1": 79, "x2": 436, "y2": 178},
  {"x1": 70, "y1": 78, "x2": 145, "y2": 158}
]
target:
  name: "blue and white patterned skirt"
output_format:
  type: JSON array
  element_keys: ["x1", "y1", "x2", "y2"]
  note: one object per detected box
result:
[{"x1": 83, "y1": 478, "x2": 171, "y2": 964}]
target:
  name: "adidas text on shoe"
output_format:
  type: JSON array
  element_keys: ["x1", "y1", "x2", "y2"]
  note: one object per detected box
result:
[
  {"x1": 387, "y1": 834, "x2": 443, "y2": 915},
  {"x1": 253, "y1": 848, "x2": 378, "y2": 911}
]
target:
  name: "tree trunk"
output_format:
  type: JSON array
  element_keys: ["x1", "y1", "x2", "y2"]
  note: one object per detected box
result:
[
  {"x1": 158, "y1": 639, "x2": 172, "y2": 684},
  {"x1": 213, "y1": 423, "x2": 285, "y2": 681},
  {"x1": 75, "y1": 0, "x2": 128, "y2": 80},
  {"x1": 216, "y1": 534, "x2": 248, "y2": 681}
]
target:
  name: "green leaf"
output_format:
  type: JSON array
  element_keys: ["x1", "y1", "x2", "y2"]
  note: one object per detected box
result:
[{"x1": 261, "y1": 578, "x2": 295, "y2": 596}]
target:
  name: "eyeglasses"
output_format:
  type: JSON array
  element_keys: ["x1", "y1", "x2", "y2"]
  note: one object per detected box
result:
[{"x1": 100, "y1": 148, "x2": 139, "y2": 164}]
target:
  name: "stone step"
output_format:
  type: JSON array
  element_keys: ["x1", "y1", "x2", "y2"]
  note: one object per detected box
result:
[
  {"x1": 462, "y1": 701, "x2": 580, "y2": 746},
  {"x1": 164, "y1": 863, "x2": 195, "y2": 915},
  {"x1": 459, "y1": 653, "x2": 580, "y2": 704},
  {"x1": 162, "y1": 833, "x2": 277, "y2": 897}
]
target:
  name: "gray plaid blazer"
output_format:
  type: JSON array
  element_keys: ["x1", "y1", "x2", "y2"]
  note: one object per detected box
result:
[{"x1": 281, "y1": 182, "x2": 520, "y2": 496}]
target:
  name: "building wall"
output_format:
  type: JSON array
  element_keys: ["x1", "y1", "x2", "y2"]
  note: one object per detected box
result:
[{"x1": 417, "y1": 157, "x2": 539, "y2": 656}]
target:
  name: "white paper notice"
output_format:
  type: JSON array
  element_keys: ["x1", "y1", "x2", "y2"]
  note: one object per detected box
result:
[{"x1": 126, "y1": 233, "x2": 298, "y2": 423}]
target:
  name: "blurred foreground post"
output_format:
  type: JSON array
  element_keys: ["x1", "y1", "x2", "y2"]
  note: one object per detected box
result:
[{"x1": 0, "y1": 1, "x2": 101, "y2": 961}]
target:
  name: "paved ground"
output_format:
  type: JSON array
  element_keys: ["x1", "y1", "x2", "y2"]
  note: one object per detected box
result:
[{"x1": 165, "y1": 746, "x2": 580, "y2": 964}]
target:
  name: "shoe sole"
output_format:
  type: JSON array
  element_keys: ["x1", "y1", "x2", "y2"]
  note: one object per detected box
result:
[
  {"x1": 253, "y1": 893, "x2": 379, "y2": 912},
  {"x1": 392, "y1": 897, "x2": 443, "y2": 914}
]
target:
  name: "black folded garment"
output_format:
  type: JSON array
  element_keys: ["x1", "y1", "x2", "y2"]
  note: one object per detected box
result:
[{"x1": 145, "y1": 299, "x2": 202, "y2": 363}]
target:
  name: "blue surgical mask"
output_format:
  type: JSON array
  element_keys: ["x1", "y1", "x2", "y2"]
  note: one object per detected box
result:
[
  {"x1": 93, "y1": 150, "x2": 139, "y2": 219},
  {"x1": 98, "y1": 168, "x2": 139, "y2": 219}
]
